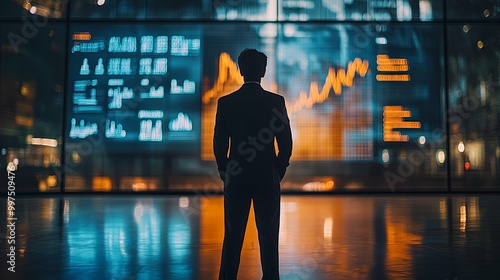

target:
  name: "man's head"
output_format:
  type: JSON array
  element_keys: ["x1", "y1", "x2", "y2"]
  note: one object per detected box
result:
[{"x1": 237, "y1": 48, "x2": 267, "y2": 81}]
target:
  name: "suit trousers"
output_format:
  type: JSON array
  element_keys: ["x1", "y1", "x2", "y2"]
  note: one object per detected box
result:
[{"x1": 218, "y1": 184, "x2": 281, "y2": 280}]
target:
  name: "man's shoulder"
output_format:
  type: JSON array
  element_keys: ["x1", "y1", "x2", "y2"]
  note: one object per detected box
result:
[
  {"x1": 217, "y1": 88, "x2": 284, "y2": 104},
  {"x1": 217, "y1": 91, "x2": 238, "y2": 103},
  {"x1": 263, "y1": 90, "x2": 285, "y2": 102}
]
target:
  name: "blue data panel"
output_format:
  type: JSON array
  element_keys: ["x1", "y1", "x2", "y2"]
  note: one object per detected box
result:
[{"x1": 66, "y1": 24, "x2": 201, "y2": 153}]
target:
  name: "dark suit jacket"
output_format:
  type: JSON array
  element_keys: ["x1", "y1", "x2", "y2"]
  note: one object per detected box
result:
[{"x1": 213, "y1": 83, "x2": 293, "y2": 186}]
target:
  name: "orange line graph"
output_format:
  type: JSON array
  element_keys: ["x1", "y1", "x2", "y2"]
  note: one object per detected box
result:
[
  {"x1": 202, "y1": 52, "x2": 243, "y2": 104},
  {"x1": 288, "y1": 58, "x2": 369, "y2": 113},
  {"x1": 202, "y1": 52, "x2": 369, "y2": 112}
]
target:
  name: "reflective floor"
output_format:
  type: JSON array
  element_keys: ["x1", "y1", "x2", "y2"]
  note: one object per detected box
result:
[{"x1": 1, "y1": 194, "x2": 500, "y2": 280}]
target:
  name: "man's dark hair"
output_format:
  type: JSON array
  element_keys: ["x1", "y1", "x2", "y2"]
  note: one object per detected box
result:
[{"x1": 237, "y1": 48, "x2": 267, "y2": 80}]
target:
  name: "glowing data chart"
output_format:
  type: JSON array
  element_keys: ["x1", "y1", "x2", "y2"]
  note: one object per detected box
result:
[
  {"x1": 169, "y1": 113, "x2": 193, "y2": 132},
  {"x1": 138, "y1": 110, "x2": 163, "y2": 141},
  {"x1": 140, "y1": 86, "x2": 164, "y2": 99},
  {"x1": 69, "y1": 118, "x2": 98, "y2": 139},
  {"x1": 383, "y1": 106, "x2": 421, "y2": 142},
  {"x1": 153, "y1": 58, "x2": 168, "y2": 75},
  {"x1": 80, "y1": 58, "x2": 91, "y2": 75},
  {"x1": 71, "y1": 40, "x2": 105, "y2": 53},
  {"x1": 80, "y1": 58, "x2": 106, "y2": 75},
  {"x1": 108, "y1": 36, "x2": 137, "y2": 53},
  {"x1": 74, "y1": 88, "x2": 98, "y2": 105},
  {"x1": 72, "y1": 79, "x2": 103, "y2": 113},
  {"x1": 139, "y1": 58, "x2": 152, "y2": 75},
  {"x1": 108, "y1": 87, "x2": 134, "y2": 109},
  {"x1": 138, "y1": 110, "x2": 164, "y2": 119},
  {"x1": 376, "y1": 54, "x2": 411, "y2": 82},
  {"x1": 170, "y1": 79, "x2": 195, "y2": 94},
  {"x1": 74, "y1": 79, "x2": 98, "y2": 91},
  {"x1": 95, "y1": 58, "x2": 105, "y2": 75},
  {"x1": 140, "y1": 36, "x2": 168, "y2": 54},
  {"x1": 141, "y1": 36, "x2": 154, "y2": 53},
  {"x1": 68, "y1": 27, "x2": 201, "y2": 150},
  {"x1": 105, "y1": 119, "x2": 127, "y2": 139},
  {"x1": 108, "y1": 58, "x2": 132, "y2": 75},
  {"x1": 139, "y1": 120, "x2": 163, "y2": 142},
  {"x1": 138, "y1": 58, "x2": 167, "y2": 75},
  {"x1": 155, "y1": 36, "x2": 168, "y2": 54},
  {"x1": 108, "y1": 79, "x2": 124, "y2": 86}
]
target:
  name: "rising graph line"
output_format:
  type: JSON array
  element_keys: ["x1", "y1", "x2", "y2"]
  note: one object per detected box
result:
[
  {"x1": 202, "y1": 53, "x2": 369, "y2": 114},
  {"x1": 201, "y1": 53, "x2": 371, "y2": 160},
  {"x1": 202, "y1": 52, "x2": 243, "y2": 104},
  {"x1": 288, "y1": 58, "x2": 369, "y2": 113}
]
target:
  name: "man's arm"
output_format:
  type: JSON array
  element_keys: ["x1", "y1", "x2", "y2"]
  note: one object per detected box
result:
[
  {"x1": 275, "y1": 97, "x2": 293, "y2": 180},
  {"x1": 213, "y1": 98, "x2": 230, "y2": 180}
]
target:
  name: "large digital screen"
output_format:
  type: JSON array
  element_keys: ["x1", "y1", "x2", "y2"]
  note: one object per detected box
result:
[
  {"x1": 66, "y1": 24, "x2": 201, "y2": 153},
  {"x1": 67, "y1": 23, "x2": 444, "y2": 164},
  {"x1": 200, "y1": 23, "x2": 444, "y2": 162}
]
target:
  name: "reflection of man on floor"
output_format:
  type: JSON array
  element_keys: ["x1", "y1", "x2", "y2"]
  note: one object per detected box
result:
[{"x1": 214, "y1": 48, "x2": 293, "y2": 280}]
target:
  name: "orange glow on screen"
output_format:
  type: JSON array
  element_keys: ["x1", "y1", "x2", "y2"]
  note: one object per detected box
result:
[
  {"x1": 201, "y1": 53, "x2": 243, "y2": 160},
  {"x1": 376, "y1": 54, "x2": 410, "y2": 82},
  {"x1": 201, "y1": 53, "x2": 372, "y2": 160},
  {"x1": 376, "y1": 74, "x2": 410, "y2": 81},
  {"x1": 287, "y1": 58, "x2": 368, "y2": 113},
  {"x1": 202, "y1": 52, "x2": 243, "y2": 104},
  {"x1": 376, "y1": 65, "x2": 409, "y2": 72},
  {"x1": 376, "y1": 55, "x2": 408, "y2": 65},
  {"x1": 383, "y1": 106, "x2": 421, "y2": 142},
  {"x1": 73, "y1": 32, "x2": 91, "y2": 41}
]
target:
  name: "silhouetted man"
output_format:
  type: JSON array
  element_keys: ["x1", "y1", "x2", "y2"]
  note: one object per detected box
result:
[{"x1": 214, "y1": 48, "x2": 293, "y2": 280}]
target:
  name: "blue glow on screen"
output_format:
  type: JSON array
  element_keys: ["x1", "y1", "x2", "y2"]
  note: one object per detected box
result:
[{"x1": 66, "y1": 25, "x2": 202, "y2": 152}]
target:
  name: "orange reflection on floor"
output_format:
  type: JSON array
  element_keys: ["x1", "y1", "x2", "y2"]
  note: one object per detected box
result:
[
  {"x1": 385, "y1": 205, "x2": 423, "y2": 280},
  {"x1": 4, "y1": 195, "x2": 500, "y2": 279}
]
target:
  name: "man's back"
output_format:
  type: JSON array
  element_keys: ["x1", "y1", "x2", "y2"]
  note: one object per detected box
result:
[{"x1": 213, "y1": 83, "x2": 292, "y2": 186}]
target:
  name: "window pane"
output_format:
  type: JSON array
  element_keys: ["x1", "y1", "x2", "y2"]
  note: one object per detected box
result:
[
  {"x1": 202, "y1": 23, "x2": 447, "y2": 191},
  {"x1": 63, "y1": 22, "x2": 447, "y2": 192},
  {"x1": 69, "y1": 0, "x2": 280, "y2": 21},
  {"x1": 446, "y1": 0, "x2": 500, "y2": 20},
  {"x1": 70, "y1": 0, "x2": 147, "y2": 19},
  {"x1": 279, "y1": 0, "x2": 443, "y2": 21},
  {"x1": 147, "y1": 0, "x2": 208, "y2": 19},
  {"x1": 65, "y1": 23, "x2": 205, "y2": 192},
  {"x1": 69, "y1": 0, "x2": 209, "y2": 20},
  {"x1": 0, "y1": 22, "x2": 66, "y2": 192},
  {"x1": 447, "y1": 23, "x2": 500, "y2": 189},
  {"x1": 2, "y1": 3, "x2": 496, "y2": 193},
  {"x1": 212, "y1": 0, "x2": 277, "y2": 20}
]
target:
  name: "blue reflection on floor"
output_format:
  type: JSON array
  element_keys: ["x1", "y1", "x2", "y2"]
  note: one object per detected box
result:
[{"x1": 1, "y1": 194, "x2": 500, "y2": 280}]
